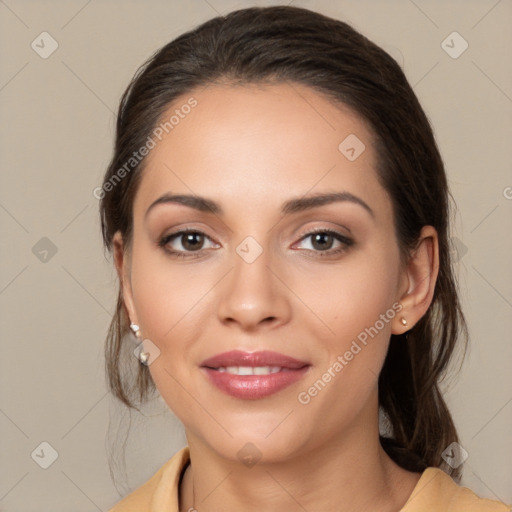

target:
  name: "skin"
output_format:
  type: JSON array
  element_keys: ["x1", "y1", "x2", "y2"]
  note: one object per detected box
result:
[{"x1": 113, "y1": 82, "x2": 439, "y2": 512}]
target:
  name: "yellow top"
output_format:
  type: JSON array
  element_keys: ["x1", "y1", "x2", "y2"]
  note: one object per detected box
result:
[{"x1": 108, "y1": 446, "x2": 511, "y2": 512}]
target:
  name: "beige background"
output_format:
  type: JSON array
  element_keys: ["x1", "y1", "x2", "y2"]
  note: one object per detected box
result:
[{"x1": 1, "y1": 0, "x2": 511, "y2": 510}]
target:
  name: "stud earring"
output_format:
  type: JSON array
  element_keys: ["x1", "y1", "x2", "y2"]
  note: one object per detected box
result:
[
  {"x1": 130, "y1": 322, "x2": 141, "y2": 340},
  {"x1": 400, "y1": 317, "x2": 408, "y2": 326},
  {"x1": 130, "y1": 323, "x2": 150, "y2": 365}
]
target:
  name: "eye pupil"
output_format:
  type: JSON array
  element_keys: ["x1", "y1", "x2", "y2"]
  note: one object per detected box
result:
[
  {"x1": 312, "y1": 233, "x2": 333, "y2": 250},
  {"x1": 182, "y1": 232, "x2": 204, "y2": 251}
]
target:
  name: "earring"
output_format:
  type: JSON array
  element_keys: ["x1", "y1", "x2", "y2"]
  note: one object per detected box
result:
[
  {"x1": 400, "y1": 317, "x2": 408, "y2": 326},
  {"x1": 130, "y1": 322, "x2": 141, "y2": 340},
  {"x1": 139, "y1": 351, "x2": 150, "y2": 365},
  {"x1": 130, "y1": 323, "x2": 150, "y2": 365}
]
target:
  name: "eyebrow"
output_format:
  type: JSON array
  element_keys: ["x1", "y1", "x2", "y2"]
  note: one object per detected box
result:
[{"x1": 144, "y1": 191, "x2": 374, "y2": 219}]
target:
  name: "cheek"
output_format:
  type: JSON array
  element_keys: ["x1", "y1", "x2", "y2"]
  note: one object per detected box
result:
[
  {"x1": 129, "y1": 244, "x2": 211, "y2": 344},
  {"x1": 128, "y1": 250, "x2": 211, "y2": 418},
  {"x1": 294, "y1": 246, "x2": 400, "y2": 343},
  {"x1": 289, "y1": 244, "x2": 401, "y2": 416},
  {"x1": 128, "y1": 244, "x2": 221, "y2": 383},
  {"x1": 293, "y1": 257, "x2": 399, "y2": 433}
]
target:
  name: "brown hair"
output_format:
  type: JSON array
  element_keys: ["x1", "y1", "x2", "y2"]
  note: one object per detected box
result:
[{"x1": 100, "y1": 5, "x2": 468, "y2": 483}]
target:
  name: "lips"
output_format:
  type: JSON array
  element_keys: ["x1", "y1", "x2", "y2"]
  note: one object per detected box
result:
[
  {"x1": 200, "y1": 350, "x2": 310, "y2": 369},
  {"x1": 200, "y1": 350, "x2": 311, "y2": 400}
]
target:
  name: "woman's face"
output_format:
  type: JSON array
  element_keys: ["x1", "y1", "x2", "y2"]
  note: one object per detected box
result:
[{"x1": 117, "y1": 83, "x2": 410, "y2": 462}]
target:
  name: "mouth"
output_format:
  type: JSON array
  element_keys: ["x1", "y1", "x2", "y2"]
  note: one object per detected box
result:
[
  {"x1": 200, "y1": 350, "x2": 311, "y2": 400},
  {"x1": 211, "y1": 366, "x2": 295, "y2": 375}
]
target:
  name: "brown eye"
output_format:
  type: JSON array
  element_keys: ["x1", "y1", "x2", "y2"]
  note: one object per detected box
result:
[
  {"x1": 310, "y1": 232, "x2": 335, "y2": 251},
  {"x1": 180, "y1": 232, "x2": 205, "y2": 251},
  {"x1": 158, "y1": 229, "x2": 219, "y2": 257},
  {"x1": 295, "y1": 229, "x2": 354, "y2": 255}
]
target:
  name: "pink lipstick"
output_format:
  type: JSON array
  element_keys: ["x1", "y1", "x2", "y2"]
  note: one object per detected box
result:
[{"x1": 200, "y1": 350, "x2": 311, "y2": 400}]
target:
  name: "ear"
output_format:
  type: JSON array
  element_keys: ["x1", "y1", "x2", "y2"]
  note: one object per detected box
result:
[
  {"x1": 391, "y1": 226, "x2": 439, "y2": 335},
  {"x1": 113, "y1": 231, "x2": 138, "y2": 325}
]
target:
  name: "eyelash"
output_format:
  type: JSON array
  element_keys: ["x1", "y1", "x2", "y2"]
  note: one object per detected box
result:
[{"x1": 157, "y1": 227, "x2": 354, "y2": 259}]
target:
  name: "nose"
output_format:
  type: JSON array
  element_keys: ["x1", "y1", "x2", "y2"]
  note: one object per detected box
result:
[{"x1": 216, "y1": 244, "x2": 292, "y2": 331}]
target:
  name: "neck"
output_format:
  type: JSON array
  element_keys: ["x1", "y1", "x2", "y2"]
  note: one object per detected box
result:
[{"x1": 179, "y1": 400, "x2": 421, "y2": 511}]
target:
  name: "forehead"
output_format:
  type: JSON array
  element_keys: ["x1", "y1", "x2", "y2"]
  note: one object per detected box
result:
[{"x1": 134, "y1": 82, "x2": 389, "y2": 221}]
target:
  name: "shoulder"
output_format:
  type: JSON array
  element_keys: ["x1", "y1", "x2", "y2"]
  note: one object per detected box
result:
[
  {"x1": 401, "y1": 467, "x2": 511, "y2": 512},
  {"x1": 107, "y1": 446, "x2": 190, "y2": 512}
]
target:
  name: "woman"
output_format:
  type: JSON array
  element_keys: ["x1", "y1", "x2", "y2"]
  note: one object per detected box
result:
[{"x1": 100, "y1": 6, "x2": 510, "y2": 511}]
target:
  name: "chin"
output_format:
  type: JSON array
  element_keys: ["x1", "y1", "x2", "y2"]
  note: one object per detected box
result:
[{"x1": 198, "y1": 421, "x2": 312, "y2": 466}]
